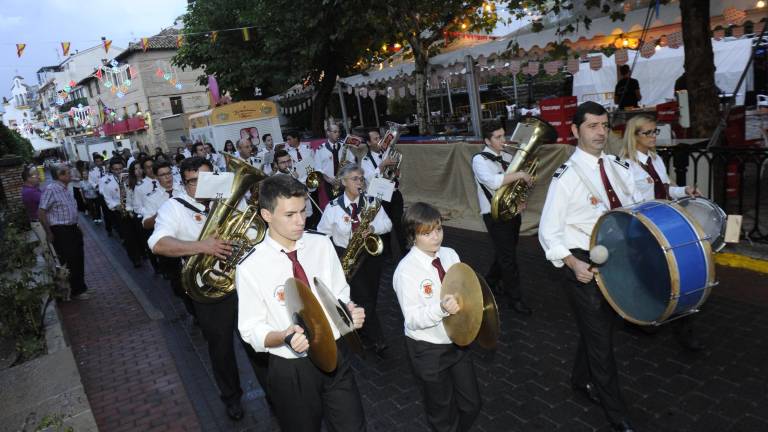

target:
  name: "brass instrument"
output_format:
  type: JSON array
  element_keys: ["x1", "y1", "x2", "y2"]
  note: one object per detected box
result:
[
  {"x1": 181, "y1": 153, "x2": 268, "y2": 303},
  {"x1": 117, "y1": 171, "x2": 129, "y2": 216},
  {"x1": 490, "y1": 117, "x2": 557, "y2": 221},
  {"x1": 333, "y1": 135, "x2": 363, "y2": 196},
  {"x1": 305, "y1": 166, "x2": 323, "y2": 190},
  {"x1": 340, "y1": 192, "x2": 384, "y2": 278},
  {"x1": 441, "y1": 263, "x2": 500, "y2": 349},
  {"x1": 380, "y1": 123, "x2": 403, "y2": 181}
]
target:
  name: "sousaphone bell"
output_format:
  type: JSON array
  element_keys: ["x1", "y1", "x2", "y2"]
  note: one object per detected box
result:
[{"x1": 441, "y1": 263, "x2": 501, "y2": 349}]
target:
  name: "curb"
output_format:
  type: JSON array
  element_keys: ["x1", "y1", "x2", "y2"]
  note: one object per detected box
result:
[{"x1": 715, "y1": 252, "x2": 768, "y2": 274}]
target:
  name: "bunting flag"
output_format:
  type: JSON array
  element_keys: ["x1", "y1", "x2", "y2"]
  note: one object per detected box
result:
[
  {"x1": 589, "y1": 55, "x2": 602, "y2": 71},
  {"x1": 141, "y1": 37, "x2": 149, "y2": 52},
  {"x1": 95, "y1": 67, "x2": 103, "y2": 81},
  {"x1": 614, "y1": 49, "x2": 628, "y2": 66},
  {"x1": 524, "y1": 61, "x2": 540, "y2": 76},
  {"x1": 16, "y1": 43, "x2": 26, "y2": 58},
  {"x1": 369, "y1": 89, "x2": 376, "y2": 99},
  {"x1": 398, "y1": 86, "x2": 406, "y2": 98},
  {"x1": 640, "y1": 41, "x2": 656, "y2": 58},
  {"x1": 360, "y1": 87, "x2": 368, "y2": 98},
  {"x1": 210, "y1": 31, "x2": 218, "y2": 43},
  {"x1": 129, "y1": 66, "x2": 138, "y2": 79},
  {"x1": 176, "y1": 35, "x2": 183, "y2": 48},
  {"x1": 242, "y1": 28, "x2": 250, "y2": 41},
  {"x1": 103, "y1": 39, "x2": 112, "y2": 53},
  {"x1": 567, "y1": 58, "x2": 580, "y2": 75},
  {"x1": 723, "y1": 7, "x2": 747, "y2": 26},
  {"x1": 544, "y1": 60, "x2": 561, "y2": 75},
  {"x1": 667, "y1": 31, "x2": 683, "y2": 49},
  {"x1": 61, "y1": 42, "x2": 71, "y2": 57},
  {"x1": 508, "y1": 60, "x2": 521, "y2": 74}
]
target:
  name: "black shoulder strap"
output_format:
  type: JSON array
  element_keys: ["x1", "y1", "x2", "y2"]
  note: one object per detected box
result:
[
  {"x1": 473, "y1": 152, "x2": 500, "y2": 202},
  {"x1": 366, "y1": 150, "x2": 378, "y2": 169},
  {"x1": 173, "y1": 197, "x2": 206, "y2": 215}
]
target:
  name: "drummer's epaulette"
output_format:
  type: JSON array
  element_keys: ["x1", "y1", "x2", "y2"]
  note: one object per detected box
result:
[
  {"x1": 237, "y1": 245, "x2": 258, "y2": 265},
  {"x1": 553, "y1": 164, "x2": 569, "y2": 179},
  {"x1": 612, "y1": 155, "x2": 630, "y2": 169}
]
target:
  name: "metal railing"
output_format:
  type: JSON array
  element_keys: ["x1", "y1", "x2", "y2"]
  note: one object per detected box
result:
[{"x1": 658, "y1": 143, "x2": 768, "y2": 243}]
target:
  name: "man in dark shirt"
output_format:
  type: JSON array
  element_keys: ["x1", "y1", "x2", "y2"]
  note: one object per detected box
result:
[{"x1": 614, "y1": 64, "x2": 641, "y2": 109}]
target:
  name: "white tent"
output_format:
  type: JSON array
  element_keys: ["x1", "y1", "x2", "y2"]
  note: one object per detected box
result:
[
  {"x1": 28, "y1": 134, "x2": 63, "y2": 153},
  {"x1": 573, "y1": 38, "x2": 754, "y2": 107}
]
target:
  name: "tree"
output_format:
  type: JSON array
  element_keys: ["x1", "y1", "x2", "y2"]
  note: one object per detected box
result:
[
  {"x1": 0, "y1": 123, "x2": 33, "y2": 161},
  {"x1": 174, "y1": 0, "x2": 376, "y2": 135}
]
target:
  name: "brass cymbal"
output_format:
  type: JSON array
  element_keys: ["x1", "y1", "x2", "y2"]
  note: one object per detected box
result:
[
  {"x1": 475, "y1": 273, "x2": 501, "y2": 350},
  {"x1": 441, "y1": 263, "x2": 483, "y2": 346},
  {"x1": 283, "y1": 277, "x2": 338, "y2": 373},
  {"x1": 313, "y1": 277, "x2": 363, "y2": 354}
]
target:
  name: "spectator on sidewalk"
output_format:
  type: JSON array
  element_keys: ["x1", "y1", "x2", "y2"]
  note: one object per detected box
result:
[
  {"x1": 21, "y1": 165, "x2": 47, "y2": 243},
  {"x1": 80, "y1": 170, "x2": 100, "y2": 222},
  {"x1": 39, "y1": 164, "x2": 89, "y2": 300}
]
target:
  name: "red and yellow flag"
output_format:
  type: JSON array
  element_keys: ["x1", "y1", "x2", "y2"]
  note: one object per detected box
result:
[
  {"x1": 140, "y1": 37, "x2": 149, "y2": 52},
  {"x1": 242, "y1": 28, "x2": 250, "y2": 42},
  {"x1": 61, "y1": 42, "x2": 71, "y2": 56},
  {"x1": 210, "y1": 31, "x2": 218, "y2": 44},
  {"x1": 176, "y1": 35, "x2": 183, "y2": 48},
  {"x1": 16, "y1": 43, "x2": 26, "y2": 58},
  {"x1": 103, "y1": 39, "x2": 112, "y2": 53}
]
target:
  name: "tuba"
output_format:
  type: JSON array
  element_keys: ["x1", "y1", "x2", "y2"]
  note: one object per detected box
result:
[
  {"x1": 181, "y1": 153, "x2": 268, "y2": 303},
  {"x1": 490, "y1": 117, "x2": 557, "y2": 221},
  {"x1": 340, "y1": 192, "x2": 384, "y2": 278}
]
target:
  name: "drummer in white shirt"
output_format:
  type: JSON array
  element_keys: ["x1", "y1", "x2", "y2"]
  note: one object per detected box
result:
[
  {"x1": 236, "y1": 174, "x2": 366, "y2": 431},
  {"x1": 392, "y1": 202, "x2": 481, "y2": 432},
  {"x1": 620, "y1": 114, "x2": 704, "y2": 352}
]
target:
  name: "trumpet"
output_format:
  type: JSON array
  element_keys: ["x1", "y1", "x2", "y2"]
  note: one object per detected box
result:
[{"x1": 290, "y1": 167, "x2": 324, "y2": 215}]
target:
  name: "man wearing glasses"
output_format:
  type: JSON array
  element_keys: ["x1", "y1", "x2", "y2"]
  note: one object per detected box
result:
[{"x1": 148, "y1": 157, "x2": 258, "y2": 421}]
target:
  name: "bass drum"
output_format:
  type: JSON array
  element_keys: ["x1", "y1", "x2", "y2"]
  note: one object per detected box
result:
[
  {"x1": 590, "y1": 200, "x2": 716, "y2": 326},
  {"x1": 675, "y1": 196, "x2": 727, "y2": 252}
]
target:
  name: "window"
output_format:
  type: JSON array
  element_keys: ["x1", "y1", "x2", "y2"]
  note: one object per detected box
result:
[{"x1": 170, "y1": 96, "x2": 183, "y2": 114}]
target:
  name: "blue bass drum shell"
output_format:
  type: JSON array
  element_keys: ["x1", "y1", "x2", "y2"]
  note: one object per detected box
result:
[{"x1": 590, "y1": 200, "x2": 715, "y2": 325}]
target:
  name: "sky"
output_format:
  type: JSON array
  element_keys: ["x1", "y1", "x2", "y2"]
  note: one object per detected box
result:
[{"x1": 0, "y1": 0, "x2": 188, "y2": 100}]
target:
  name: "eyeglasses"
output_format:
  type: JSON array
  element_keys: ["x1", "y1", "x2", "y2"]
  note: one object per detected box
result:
[
  {"x1": 637, "y1": 128, "x2": 661, "y2": 137},
  {"x1": 344, "y1": 176, "x2": 364, "y2": 182}
]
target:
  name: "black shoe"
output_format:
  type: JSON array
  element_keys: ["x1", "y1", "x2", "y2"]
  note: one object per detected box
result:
[
  {"x1": 572, "y1": 382, "x2": 600, "y2": 405},
  {"x1": 510, "y1": 300, "x2": 532, "y2": 315},
  {"x1": 226, "y1": 401, "x2": 244, "y2": 421},
  {"x1": 610, "y1": 420, "x2": 635, "y2": 432}
]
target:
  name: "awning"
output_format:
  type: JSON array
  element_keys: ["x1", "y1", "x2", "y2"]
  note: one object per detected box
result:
[{"x1": 28, "y1": 134, "x2": 63, "y2": 152}]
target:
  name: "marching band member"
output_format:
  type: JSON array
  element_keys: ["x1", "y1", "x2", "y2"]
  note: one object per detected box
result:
[
  {"x1": 148, "y1": 157, "x2": 258, "y2": 421},
  {"x1": 539, "y1": 102, "x2": 640, "y2": 432},
  {"x1": 124, "y1": 161, "x2": 145, "y2": 269},
  {"x1": 361, "y1": 128, "x2": 407, "y2": 256},
  {"x1": 100, "y1": 157, "x2": 142, "y2": 267},
  {"x1": 284, "y1": 130, "x2": 319, "y2": 225},
  {"x1": 318, "y1": 163, "x2": 391, "y2": 355},
  {"x1": 314, "y1": 123, "x2": 357, "y2": 207},
  {"x1": 392, "y1": 202, "x2": 481, "y2": 432},
  {"x1": 205, "y1": 142, "x2": 227, "y2": 172},
  {"x1": 471, "y1": 121, "x2": 533, "y2": 315},
  {"x1": 134, "y1": 158, "x2": 160, "y2": 272},
  {"x1": 88, "y1": 153, "x2": 107, "y2": 226},
  {"x1": 272, "y1": 149, "x2": 315, "y2": 221},
  {"x1": 621, "y1": 114, "x2": 703, "y2": 351},
  {"x1": 237, "y1": 174, "x2": 367, "y2": 431},
  {"x1": 237, "y1": 138, "x2": 269, "y2": 172}
]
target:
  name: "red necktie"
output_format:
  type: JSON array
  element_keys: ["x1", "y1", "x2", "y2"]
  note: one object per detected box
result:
[
  {"x1": 432, "y1": 257, "x2": 446, "y2": 283},
  {"x1": 350, "y1": 203, "x2": 360, "y2": 231},
  {"x1": 283, "y1": 250, "x2": 310, "y2": 287},
  {"x1": 644, "y1": 156, "x2": 669, "y2": 200},
  {"x1": 598, "y1": 159, "x2": 622, "y2": 209}
]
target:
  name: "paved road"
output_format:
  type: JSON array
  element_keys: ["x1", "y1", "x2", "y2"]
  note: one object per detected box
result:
[{"x1": 62, "y1": 216, "x2": 768, "y2": 431}]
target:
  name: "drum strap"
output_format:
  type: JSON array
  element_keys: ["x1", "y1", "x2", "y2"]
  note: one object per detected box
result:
[
  {"x1": 603, "y1": 158, "x2": 631, "y2": 197},
  {"x1": 569, "y1": 162, "x2": 607, "y2": 207}
]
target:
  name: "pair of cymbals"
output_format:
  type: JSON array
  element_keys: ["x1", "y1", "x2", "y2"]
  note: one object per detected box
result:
[
  {"x1": 283, "y1": 277, "x2": 363, "y2": 373},
  {"x1": 441, "y1": 263, "x2": 501, "y2": 349}
]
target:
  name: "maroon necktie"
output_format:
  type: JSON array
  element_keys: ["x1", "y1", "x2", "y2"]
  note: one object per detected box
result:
[
  {"x1": 332, "y1": 143, "x2": 340, "y2": 174},
  {"x1": 598, "y1": 159, "x2": 622, "y2": 209},
  {"x1": 644, "y1": 156, "x2": 669, "y2": 200},
  {"x1": 350, "y1": 203, "x2": 360, "y2": 231},
  {"x1": 296, "y1": 148, "x2": 302, "y2": 162},
  {"x1": 432, "y1": 257, "x2": 446, "y2": 283},
  {"x1": 283, "y1": 250, "x2": 310, "y2": 287}
]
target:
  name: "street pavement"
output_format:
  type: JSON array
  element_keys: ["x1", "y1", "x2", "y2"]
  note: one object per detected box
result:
[{"x1": 61, "y1": 215, "x2": 768, "y2": 431}]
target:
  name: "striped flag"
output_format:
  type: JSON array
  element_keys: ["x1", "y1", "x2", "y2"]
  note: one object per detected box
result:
[
  {"x1": 61, "y1": 42, "x2": 71, "y2": 57},
  {"x1": 614, "y1": 49, "x2": 628, "y2": 66},
  {"x1": 103, "y1": 39, "x2": 112, "y2": 53}
]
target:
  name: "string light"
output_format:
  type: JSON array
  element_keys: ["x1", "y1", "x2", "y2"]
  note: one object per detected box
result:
[{"x1": 758, "y1": 1, "x2": 765, "y2": 8}]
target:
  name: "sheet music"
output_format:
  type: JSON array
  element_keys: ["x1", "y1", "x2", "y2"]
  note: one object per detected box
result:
[
  {"x1": 195, "y1": 171, "x2": 234, "y2": 199},
  {"x1": 510, "y1": 122, "x2": 535, "y2": 146},
  {"x1": 367, "y1": 177, "x2": 395, "y2": 202}
]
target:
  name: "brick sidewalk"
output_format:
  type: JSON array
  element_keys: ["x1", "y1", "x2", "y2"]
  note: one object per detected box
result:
[{"x1": 58, "y1": 219, "x2": 200, "y2": 432}]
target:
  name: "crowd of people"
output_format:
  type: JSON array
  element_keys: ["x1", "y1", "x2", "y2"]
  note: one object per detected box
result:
[{"x1": 20, "y1": 101, "x2": 708, "y2": 432}]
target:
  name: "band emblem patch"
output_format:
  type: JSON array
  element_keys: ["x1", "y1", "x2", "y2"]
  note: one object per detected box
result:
[
  {"x1": 274, "y1": 285, "x2": 286, "y2": 305},
  {"x1": 420, "y1": 279, "x2": 434, "y2": 298}
]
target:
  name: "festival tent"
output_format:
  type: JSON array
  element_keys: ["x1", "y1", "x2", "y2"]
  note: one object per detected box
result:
[
  {"x1": 28, "y1": 134, "x2": 63, "y2": 153},
  {"x1": 573, "y1": 37, "x2": 754, "y2": 107}
]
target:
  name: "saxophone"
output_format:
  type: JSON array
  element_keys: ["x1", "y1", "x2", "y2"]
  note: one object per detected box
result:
[
  {"x1": 181, "y1": 153, "x2": 268, "y2": 303},
  {"x1": 490, "y1": 117, "x2": 558, "y2": 221},
  {"x1": 340, "y1": 192, "x2": 384, "y2": 278}
]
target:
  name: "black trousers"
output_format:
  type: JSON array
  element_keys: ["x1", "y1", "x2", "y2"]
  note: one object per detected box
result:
[
  {"x1": 98, "y1": 195, "x2": 112, "y2": 233},
  {"x1": 116, "y1": 214, "x2": 142, "y2": 264},
  {"x1": 193, "y1": 293, "x2": 269, "y2": 404},
  {"x1": 267, "y1": 339, "x2": 366, "y2": 432},
  {"x1": 564, "y1": 249, "x2": 629, "y2": 425},
  {"x1": 405, "y1": 338, "x2": 481, "y2": 432},
  {"x1": 381, "y1": 189, "x2": 406, "y2": 257},
  {"x1": 50, "y1": 225, "x2": 87, "y2": 296},
  {"x1": 349, "y1": 252, "x2": 386, "y2": 345},
  {"x1": 73, "y1": 187, "x2": 86, "y2": 212},
  {"x1": 141, "y1": 227, "x2": 159, "y2": 272},
  {"x1": 482, "y1": 213, "x2": 522, "y2": 300}
]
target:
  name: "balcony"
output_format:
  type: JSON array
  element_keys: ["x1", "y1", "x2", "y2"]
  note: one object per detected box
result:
[{"x1": 102, "y1": 117, "x2": 148, "y2": 136}]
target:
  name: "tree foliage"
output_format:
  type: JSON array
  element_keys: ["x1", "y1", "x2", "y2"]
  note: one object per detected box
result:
[{"x1": 0, "y1": 122, "x2": 34, "y2": 161}]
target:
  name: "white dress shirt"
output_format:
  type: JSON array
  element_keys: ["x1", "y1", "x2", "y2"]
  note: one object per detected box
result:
[
  {"x1": 171, "y1": 166, "x2": 182, "y2": 185},
  {"x1": 317, "y1": 194, "x2": 392, "y2": 249},
  {"x1": 315, "y1": 140, "x2": 356, "y2": 178},
  {"x1": 147, "y1": 191, "x2": 207, "y2": 250},
  {"x1": 237, "y1": 231, "x2": 350, "y2": 359},
  {"x1": 141, "y1": 183, "x2": 186, "y2": 223},
  {"x1": 285, "y1": 144, "x2": 315, "y2": 169},
  {"x1": 472, "y1": 145, "x2": 513, "y2": 215},
  {"x1": 134, "y1": 178, "x2": 159, "y2": 217},
  {"x1": 360, "y1": 149, "x2": 385, "y2": 185},
  {"x1": 539, "y1": 147, "x2": 641, "y2": 267},
  {"x1": 99, "y1": 174, "x2": 122, "y2": 210},
  {"x1": 182, "y1": 148, "x2": 192, "y2": 158},
  {"x1": 393, "y1": 246, "x2": 460, "y2": 345},
  {"x1": 629, "y1": 151, "x2": 686, "y2": 201},
  {"x1": 89, "y1": 165, "x2": 106, "y2": 190}
]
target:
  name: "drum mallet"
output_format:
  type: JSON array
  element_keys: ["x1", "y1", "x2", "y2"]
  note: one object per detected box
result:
[{"x1": 588, "y1": 245, "x2": 609, "y2": 272}]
